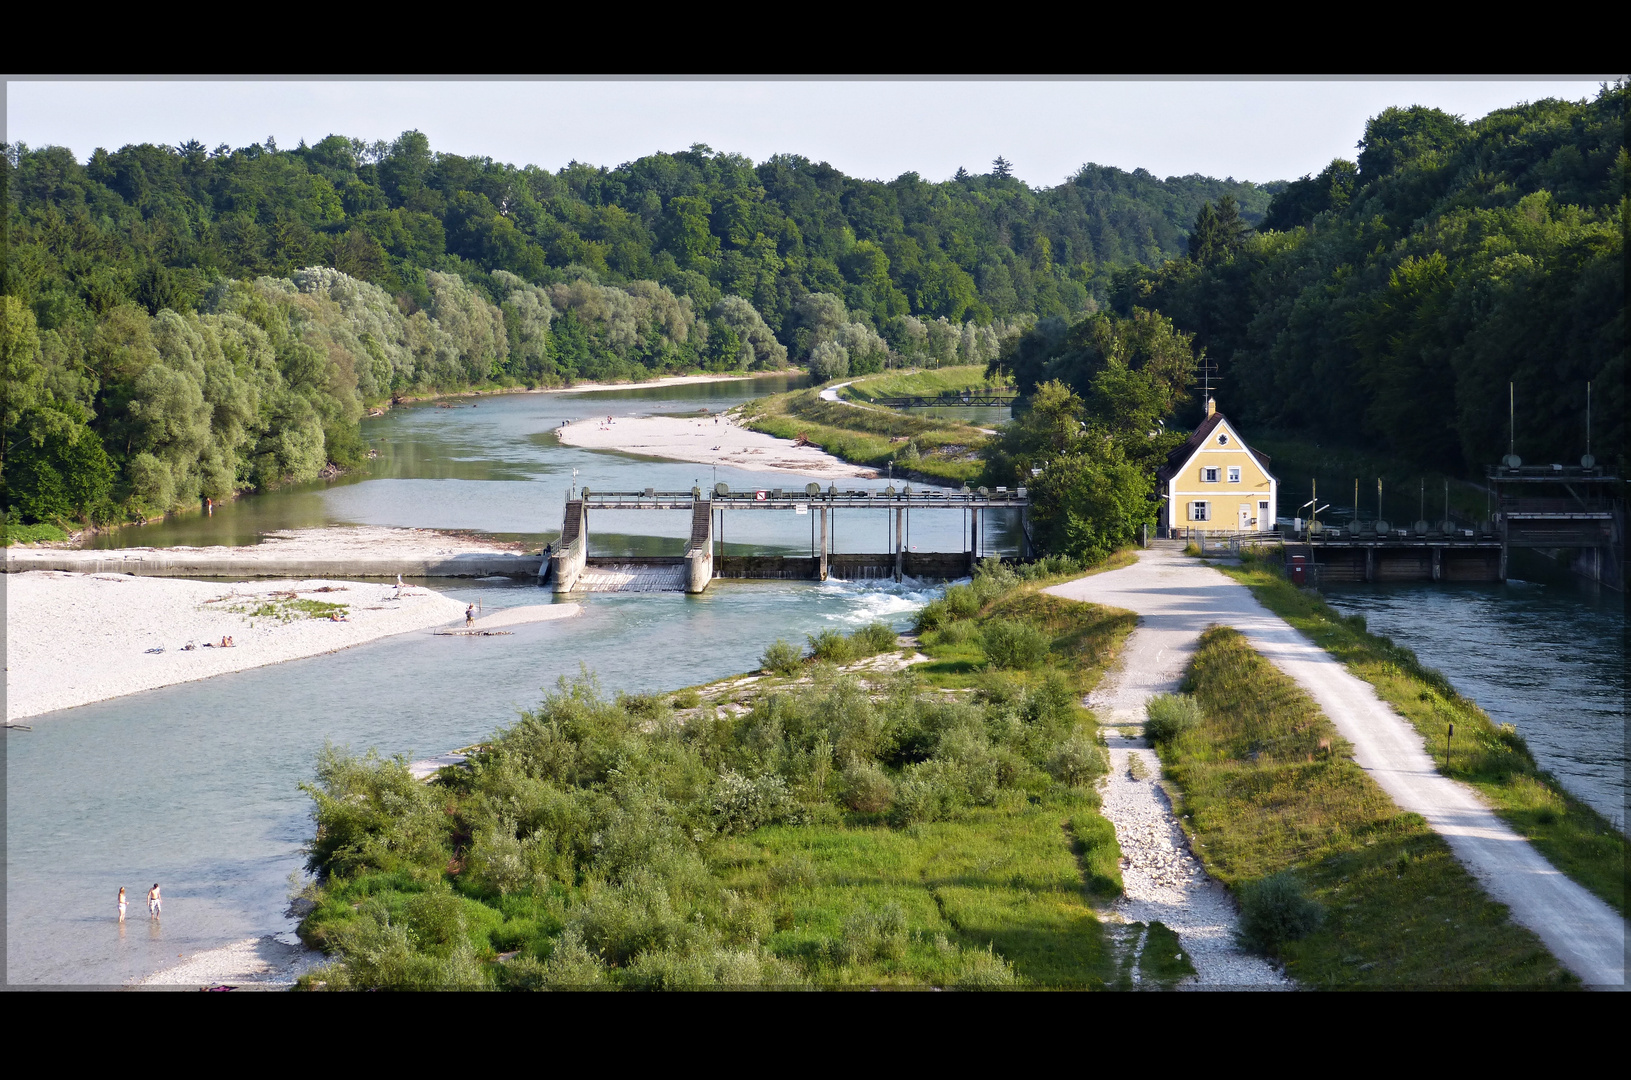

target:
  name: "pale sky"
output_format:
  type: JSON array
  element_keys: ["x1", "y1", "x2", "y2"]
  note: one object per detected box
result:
[{"x1": 4, "y1": 78, "x2": 1615, "y2": 187}]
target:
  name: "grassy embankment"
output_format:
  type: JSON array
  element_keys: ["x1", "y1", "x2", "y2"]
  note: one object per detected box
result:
[
  {"x1": 293, "y1": 561, "x2": 1149, "y2": 989},
  {"x1": 736, "y1": 367, "x2": 998, "y2": 486},
  {"x1": 1219, "y1": 551, "x2": 1625, "y2": 916},
  {"x1": 838, "y1": 366, "x2": 1011, "y2": 404},
  {"x1": 1159, "y1": 626, "x2": 1573, "y2": 986}
]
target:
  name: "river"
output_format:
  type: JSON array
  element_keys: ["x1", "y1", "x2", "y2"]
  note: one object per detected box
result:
[{"x1": 5, "y1": 376, "x2": 1013, "y2": 986}]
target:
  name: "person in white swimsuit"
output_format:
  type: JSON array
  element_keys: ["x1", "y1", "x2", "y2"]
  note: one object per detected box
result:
[{"x1": 118, "y1": 887, "x2": 127, "y2": 922}]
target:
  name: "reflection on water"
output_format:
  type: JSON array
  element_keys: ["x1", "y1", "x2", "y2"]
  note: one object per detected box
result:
[{"x1": 1322, "y1": 580, "x2": 1625, "y2": 832}]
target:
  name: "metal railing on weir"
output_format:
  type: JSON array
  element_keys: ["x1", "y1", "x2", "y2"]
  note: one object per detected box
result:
[{"x1": 576, "y1": 483, "x2": 1029, "y2": 511}]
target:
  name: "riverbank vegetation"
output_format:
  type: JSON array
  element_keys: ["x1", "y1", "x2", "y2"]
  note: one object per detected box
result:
[
  {"x1": 737, "y1": 387, "x2": 991, "y2": 485},
  {"x1": 838, "y1": 364, "x2": 1011, "y2": 404},
  {"x1": 293, "y1": 566, "x2": 1138, "y2": 989},
  {"x1": 1159, "y1": 626, "x2": 1571, "y2": 986},
  {"x1": 1223, "y1": 551, "x2": 1626, "y2": 915}
]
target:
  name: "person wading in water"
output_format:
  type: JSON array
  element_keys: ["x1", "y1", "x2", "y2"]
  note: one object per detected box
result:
[{"x1": 147, "y1": 884, "x2": 161, "y2": 919}]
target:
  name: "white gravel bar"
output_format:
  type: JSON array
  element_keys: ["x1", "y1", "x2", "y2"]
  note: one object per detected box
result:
[{"x1": 556, "y1": 413, "x2": 875, "y2": 478}]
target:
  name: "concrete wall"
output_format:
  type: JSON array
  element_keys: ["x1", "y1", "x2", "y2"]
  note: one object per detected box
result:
[
  {"x1": 549, "y1": 499, "x2": 587, "y2": 593},
  {"x1": 684, "y1": 499, "x2": 712, "y2": 594}
]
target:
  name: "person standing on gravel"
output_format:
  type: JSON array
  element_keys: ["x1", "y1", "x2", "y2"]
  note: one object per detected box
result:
[{"x1": 465, "y1": 604, "x2": 476, "y2": 628}]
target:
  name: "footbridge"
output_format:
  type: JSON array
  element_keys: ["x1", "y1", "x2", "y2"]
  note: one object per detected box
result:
[{"x1": 543, "y1": 482, "x2": 1030, "y2": 594}]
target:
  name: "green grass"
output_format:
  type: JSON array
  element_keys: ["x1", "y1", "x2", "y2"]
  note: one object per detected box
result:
[
  {"x1": 1221, "y1": 553, "x2": 1625, "y2": 916},
  {"x1": 738, "y1": 387, "x2": 990, "y2": 484},
  {"x1": 715, "y1": 800, "x2": 1113, "y2": 986},
  {"x1": 293, "y1": 563, "x2": 1141, "y2": 990},
  {"x1": 2, "y1": 520, "x2": 69, "y2": 545},
  {"x1": 1162, "y1": 626, "x2": 1573, "y2": 987},
  {"x1": 223, "y1": 596, "x2": 350, "y2": 623},
  {"x1": 841, "y1": 365, "x2": 1010, "y2": 403}
]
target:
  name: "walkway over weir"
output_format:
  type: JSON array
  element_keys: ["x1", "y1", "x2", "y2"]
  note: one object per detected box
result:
[{"x1": 546, "y1": 483, "x2": 1030, "y2": 594}]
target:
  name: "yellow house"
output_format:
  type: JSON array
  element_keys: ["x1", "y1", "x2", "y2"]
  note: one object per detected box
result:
[{"x1": 1156, "y1": 399, "x2": 1278, "y2": 534}]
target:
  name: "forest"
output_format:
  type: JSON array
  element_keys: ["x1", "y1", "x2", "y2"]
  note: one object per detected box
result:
[
  {"x1": 2, "y1": 132, "x2": 1274, "y2": 525},
  {"x1": 1095, "y1": 85, "x2": 1626, "y2": 476},
  {"x1": 4, "y1": 84, "x2": 1622, "y2": 530}
]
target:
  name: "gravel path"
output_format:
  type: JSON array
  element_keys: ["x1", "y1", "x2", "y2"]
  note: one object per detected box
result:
[
  {"x1": 1088, "y1": 610, "x2": 1290, "y2": 988},
  {"x1": 1052, "y1": 546, "x2": 1626, "y2": 988}
]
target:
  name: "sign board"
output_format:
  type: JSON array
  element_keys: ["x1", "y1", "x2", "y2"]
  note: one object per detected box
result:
[
  {"x1": 795, "y1": 504, "x2": 808, "y2": 515},
  {"x1": 754, "y1": 490, "x2": 768, "y2": 501}
]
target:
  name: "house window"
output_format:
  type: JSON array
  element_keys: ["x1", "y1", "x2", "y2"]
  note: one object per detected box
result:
[
  {"x1": 1228, "y1": 466, "x2": 1241, "y2": 483},
  {"x1": 1217, "y1": 433, "x2": 1229, "y2": 445},
  {"x1": 1201, "y1": 467, "x2": 1220, "y2": 483},
  {"x1": 1190, "y1": 501, "x2": 1210, "y2": 521}
]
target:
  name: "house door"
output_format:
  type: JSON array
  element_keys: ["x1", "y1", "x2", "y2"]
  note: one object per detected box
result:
[{"x1": 1239, "y1": 504, "x2": 1252, "y2": 531}]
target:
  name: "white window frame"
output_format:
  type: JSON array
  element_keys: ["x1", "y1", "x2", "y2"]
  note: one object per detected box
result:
[
  {"x1": 1228, "y1": 466, "x2": 1241, "y2": 483},
  {"x1": 1201, "y1": 466, "x2": 1220, "y2": 483},
  {"x1": 1190, "y1": 501, "x2": 1210, "y2": 522}
]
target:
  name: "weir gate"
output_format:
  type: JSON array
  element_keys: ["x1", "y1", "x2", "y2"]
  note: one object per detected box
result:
[
  {"x1": 1261, "y1": 463, "x2": 1623, "y2": 588},
  {"x1": 544, "y1": 483, "x2": 1030, "y2": 594}
]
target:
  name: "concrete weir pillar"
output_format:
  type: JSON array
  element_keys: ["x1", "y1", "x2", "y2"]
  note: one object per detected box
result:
[
  {"x1": 550, "y1": 497, "x2": 587, "y2": 593},
  {"x1": 818, "y1": 506, "x2": 829, "y2": 581},
  {"x1": 684, "y1": 492, "x2": 712, "y2": 593},
  {"x1": 895, "y1": 507, "x2": 904, "y2": 582}
]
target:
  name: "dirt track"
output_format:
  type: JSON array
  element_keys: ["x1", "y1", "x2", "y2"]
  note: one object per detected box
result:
[{"x1": 1047, "y1": 546, "x2": 1625, "y2": 987}]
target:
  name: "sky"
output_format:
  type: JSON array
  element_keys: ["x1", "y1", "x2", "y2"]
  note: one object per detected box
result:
[{"x1": 4, "y1": 77, "x2": 1615, "y2": 187}]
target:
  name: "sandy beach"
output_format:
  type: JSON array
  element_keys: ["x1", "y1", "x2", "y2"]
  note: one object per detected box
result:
[
  {"x1": 556, "y1": 413, "x2": 875, "y2": 478},
  {"x1": 4, "y1": 571, "x2": 580, "y2": 721}
]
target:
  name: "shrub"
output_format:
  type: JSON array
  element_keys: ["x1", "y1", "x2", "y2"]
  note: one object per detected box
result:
[
  {"x1": 981, "y1": 619, "x2": 1049, "y2": 670},
  {"x1": 616, "y1": 692, "x2": 664, "y2": 719},
  {"x1": 954, "y1": 942, "x2": 1020, "y2": 987},
  {"x1": 761, "y1": 639, "x2": 803, "y2": 675},
  {"x1": 1049, "y1": 731, "x2": 1105, "y2": 788},
  {"x1": 671, "y1": 687, "x2": 702, "y2": 710},
  {"x1": 914, "y1": 598, "x2": 951, "y2": 633},
  {"x1": 1237, "y1": 871, "x2": 1324, "y2": 954},
  {"x1": 944, "y1": 584, "x2": 983, "y2": 619},
  {"x1": 1071, "y1": 814, "x2": 1122, "y2": 897},
  {"x1": 711, "y1": 770, "x2": 795, "y2": 834},
  {"x1": 1144, "y1": 693, "x2": 1202, "y2": 744},
  {"x1": 806, "y1": 629, "x2": 856, "y2": 665},
  {"x1": 850, "y1": 621, "x2": 898, "y2": 656},
  {"x1": 931, "y1": 619, "x2": 979, "y2": 647},
  {"x1": 892, "y1": 758, "x2": 970, "y2": 824},
  {"x1": 840, "y1": 758, "x2": 895, "y2": 813},
  {"x1": 831, "y1": 903, "x2": 908, "y2": 966}
]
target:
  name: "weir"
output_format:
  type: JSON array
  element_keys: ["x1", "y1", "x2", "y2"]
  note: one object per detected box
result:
[{"x1": 548, "y1": 482, "x2": 1030, "y2": 594}]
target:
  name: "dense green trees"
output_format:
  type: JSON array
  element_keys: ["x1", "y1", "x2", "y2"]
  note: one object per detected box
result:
[
  {"x1": 987, "y1": 309, "x2": 1199, "y2": 558},
  {"x1": 3, "y1": 131, "x2": 1276, "y2": 526},
  {"x1": 1118, "y1": 85, "x2": 1626, "y2": 474}
]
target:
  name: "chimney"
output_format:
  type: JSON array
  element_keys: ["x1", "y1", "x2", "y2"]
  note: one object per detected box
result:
[{"x1": 1205, "y1": 397, "x2": 1216, "y2": 418}]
